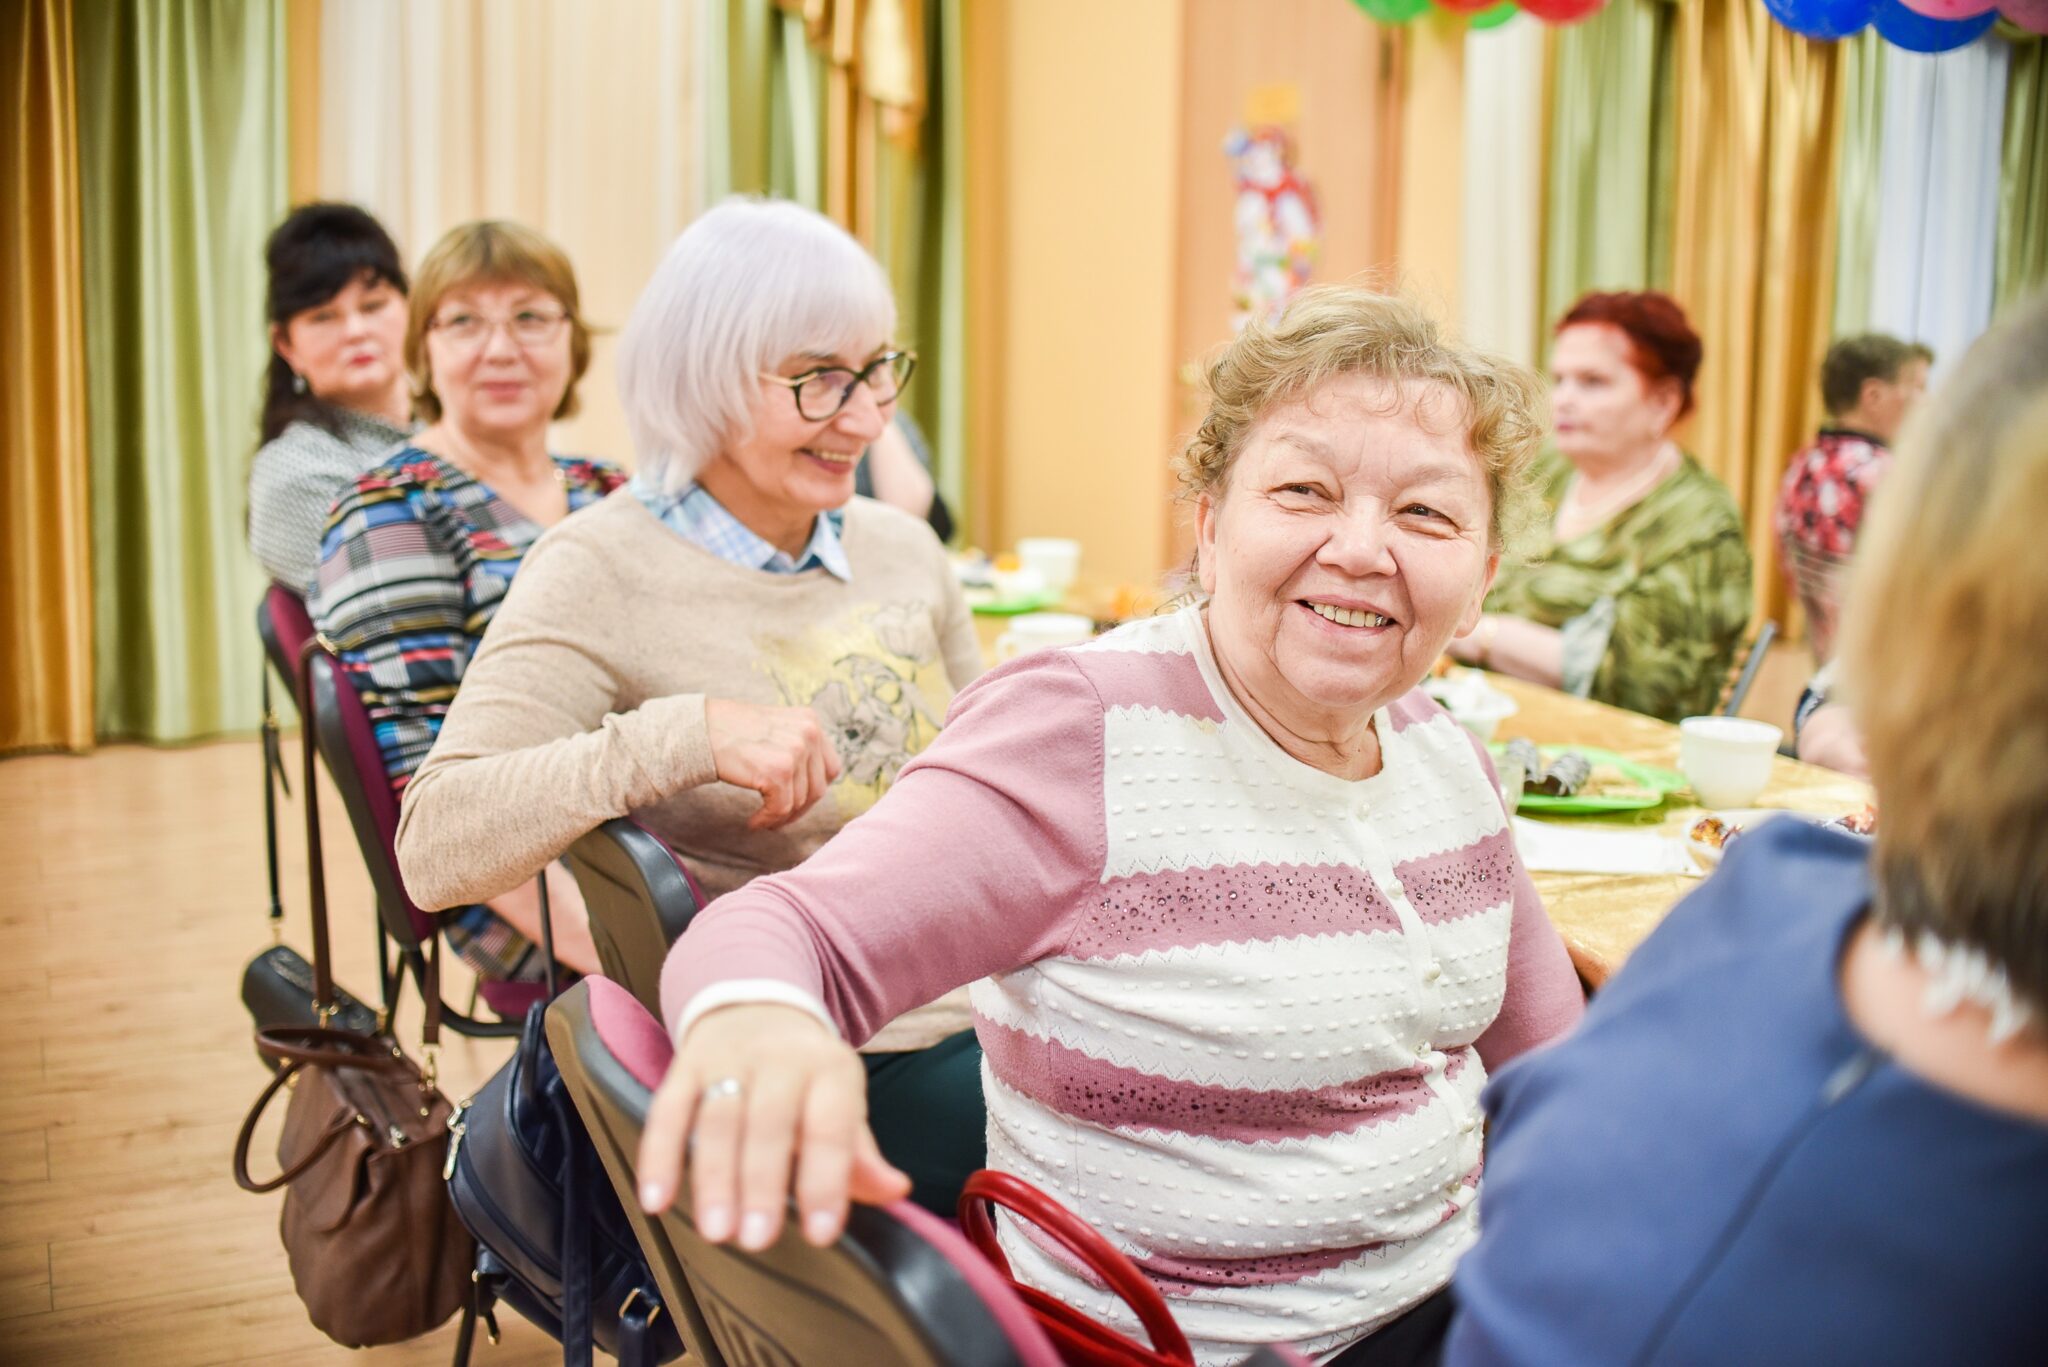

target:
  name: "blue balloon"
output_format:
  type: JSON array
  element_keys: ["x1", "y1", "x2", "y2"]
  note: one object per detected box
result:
[
  {"x1": 1763, "y1": 0, "x2": 1878, "y2": 38},
  {"x1": 1873, "y1": 0, "x2": 1997, "y2": 48}
]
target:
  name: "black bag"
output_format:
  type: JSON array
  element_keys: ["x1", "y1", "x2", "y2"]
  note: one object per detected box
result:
[
  {"x1": 242, "y1": 657, "x2": 383, "y2": 1066},
  {"x1": 444, "y1": 881, "x2": 682, "y2": 1367}
]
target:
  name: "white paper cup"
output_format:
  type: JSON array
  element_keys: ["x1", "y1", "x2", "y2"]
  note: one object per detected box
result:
[
  {"x1": 1016, "y1": 537, "x2": 1082, "y2": 596},
  {"x1": 1679, "y1": 716, "x2": 1784, "y2": 809},
  {"x1": 995, "y1": 611, "x2": 1095, "y2": 661}
]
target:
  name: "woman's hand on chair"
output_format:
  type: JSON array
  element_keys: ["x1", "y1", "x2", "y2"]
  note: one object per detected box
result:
[
  {"x1": 705, "y1": 699, "x2": 844, "y2": 830},
  {"x1": 636, "y1": 1002, "x2": 910, "y2": 1251}
]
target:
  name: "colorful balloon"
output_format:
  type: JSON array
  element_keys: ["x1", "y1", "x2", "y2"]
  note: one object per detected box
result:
[
  {"x1": 1518, "y1": 0, "x2": 1608, "y2": 19},
  {"x1": 1470, "y1": 1, "x2": 1521, "y2": 26},
  {"x1": 1434, "y1": 0, "x2": 1501, "y2": 12},
  {"x1": 1874, "y1": 0, "x2": 1998, "y2": 45},
  {"x1": 2000, "y1": 0, "x2": 2048, "y2": 33},
  {"x1": 1763, "y1": 0, "x2": 1879, "y2": 38},
  {"x1": 1897, "y1": 0, "x2": 1996, "y2": 15},
  {"x1": 1352, "y1": 0, "x2": 1432, "y2": 21}
]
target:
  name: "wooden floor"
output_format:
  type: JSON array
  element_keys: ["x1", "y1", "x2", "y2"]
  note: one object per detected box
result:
[{"x1": 0, "y1": 737, "x2": 560, "y2": 1365}]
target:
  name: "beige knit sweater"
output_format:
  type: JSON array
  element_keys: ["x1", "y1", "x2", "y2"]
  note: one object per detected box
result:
[{"x1": 395, "y1": 490, "x2": 984, "y2": 1050}]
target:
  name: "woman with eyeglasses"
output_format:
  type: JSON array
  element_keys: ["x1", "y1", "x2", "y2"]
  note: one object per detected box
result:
[
  {"x1": 394, "y1": 198, "x2": 987, "y2": 1213},
  {"x1": 312, "y1": 219, "x2": 624, "y2": 983}
]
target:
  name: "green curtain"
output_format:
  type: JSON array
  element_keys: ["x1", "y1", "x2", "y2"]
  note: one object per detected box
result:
[
  {"x1": 76, "y1": 0, "x2": 286, "y2": 741},
  {"x1": 705, "y1": 0, "x2": 827, "y2": 206},
  {"x1": 1540, "y1": 0, "x2": 1679, "y2": 340},
  {"x1": 1831, "y1": 30, "x2": 1886, "y2": 337},
  {"x1": 1995, "y1": 35, "x2": 2048, "y2": 316},
  {"x1": 873, "y1": 0, "x2": 967, "y2": 528}
]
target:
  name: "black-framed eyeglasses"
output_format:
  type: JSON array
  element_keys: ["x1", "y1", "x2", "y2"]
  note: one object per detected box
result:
[{"x1": 763, "y1": 350, "x2": 917, "y2": 422}]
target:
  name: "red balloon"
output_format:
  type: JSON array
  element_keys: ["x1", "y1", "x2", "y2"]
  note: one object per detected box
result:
[
  {"x1": 1434, "y1": 0, "x2": 1501, "y2": 12},
  {"x1": 1897, "y1": 0, "x2": 1995, "y2": 15},
  {"x1": 1519, "y1": 0, "x2": 1608, "y2": 19}
]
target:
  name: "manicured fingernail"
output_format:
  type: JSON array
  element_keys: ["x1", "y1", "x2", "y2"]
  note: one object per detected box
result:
[
  {"x1": 639, "y1": 1181, "x2": 664, "y2": 1212},
  {"x1": 700, "y1": 1204, "x2": 734, "y2": 1240},
  {"x1": 805, "y1": 1210, "x2": 837, "y2": 1245},
  {"x1": 739, "y1": 1211, "x2": 775, "y2": 1250}
]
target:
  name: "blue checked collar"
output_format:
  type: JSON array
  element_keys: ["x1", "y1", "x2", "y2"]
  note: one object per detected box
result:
[{"x1": 632, "y1": 475, "x2": 850, "y2": 581}]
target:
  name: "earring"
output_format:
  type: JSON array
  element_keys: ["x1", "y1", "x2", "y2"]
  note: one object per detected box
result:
[{"x1": 291, "y1": 372, "x2": 308, "y2": 395}]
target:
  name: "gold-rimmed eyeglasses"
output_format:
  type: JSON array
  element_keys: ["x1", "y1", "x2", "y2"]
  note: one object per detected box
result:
[
  {"x1": 763, "y1": 350, "x2": 917, "y2": 422},
  {"x1": 428, "y1": 307, "x2": 570, "y2": 349}
]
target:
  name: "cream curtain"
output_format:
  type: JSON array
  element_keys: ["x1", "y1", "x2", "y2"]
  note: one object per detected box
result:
[
  {"x1": 1540, "y1": 0, "x2": 1678, "y2": 341},
  {"x1": 1669, "y1": 0, "x2": 1844, "y2": 630},
  {"x1": 314, "y1": 0, "x2": 703, "y2": 469},
  {"x1": 1460, "y1": 14, "x2": 1546, "y2": 368},
  {"x1": 2, "y1": 0, "x2": 94, "y2": 753},
  {"x1": 1831, "y1": 31, "x2": 1886, "y2": 337},
  {"x1": 1869, "y1": 39, "x2": 2010, "y2": 379}
]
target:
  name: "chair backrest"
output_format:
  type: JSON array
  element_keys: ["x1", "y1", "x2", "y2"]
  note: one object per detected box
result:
[
  {"x1": 546, "y1": 978, "x2": 1062, "y2": 1367},
  {"x1": 258, "y1": 584, "x2": 316, "y2": 691},
  {"x1": 562, "y1": 819, "x2": 707, "y2": 1015},
  {"x1": 1718, "y1": 618, "x2": 1780, "y2": 718},
  {"x1": 298, "y1": 630, "x2": 540, "y2": 1022}
]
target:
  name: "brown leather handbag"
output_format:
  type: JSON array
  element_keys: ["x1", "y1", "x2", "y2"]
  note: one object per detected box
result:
[{"x1": 231, "y1": 640, "x2": 472, "y2": 1346}]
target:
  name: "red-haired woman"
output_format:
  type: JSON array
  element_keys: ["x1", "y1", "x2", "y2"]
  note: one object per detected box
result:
[{"x1": 1449, "y1": 291, "x2": 1751, "y2": 722}]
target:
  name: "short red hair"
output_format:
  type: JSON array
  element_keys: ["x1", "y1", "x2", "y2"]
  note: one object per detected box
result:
[{"x1": 1557, "y1": 290, "x2": 1703, "y2": 419}]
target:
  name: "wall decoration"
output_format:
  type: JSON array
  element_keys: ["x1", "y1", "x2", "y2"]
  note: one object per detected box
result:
[{"x1": 1226, "y1": 125, "x2": 1322, "y2": 331}]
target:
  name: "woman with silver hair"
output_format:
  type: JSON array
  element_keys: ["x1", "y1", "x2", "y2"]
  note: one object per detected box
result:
[{"x1": 394, "y1": 197, "x2": 987, "y2": 1211}]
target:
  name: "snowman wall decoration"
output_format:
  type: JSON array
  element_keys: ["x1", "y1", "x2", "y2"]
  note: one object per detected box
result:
[{"x1": 1226, "y1": 125, "x2": 1321, "y2": 331}]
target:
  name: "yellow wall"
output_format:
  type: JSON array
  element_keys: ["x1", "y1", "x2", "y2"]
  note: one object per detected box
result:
[
  {"x1": 993, "y1": 0, "x2": 1185, "y2": 588},
  {"x1": 1395, "y1": 14, "x2": 1466, "y2": 323}
]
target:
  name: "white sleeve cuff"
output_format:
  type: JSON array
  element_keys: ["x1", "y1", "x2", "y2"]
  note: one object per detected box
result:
[{"x1": 672, "y1": 979, "x2": 841, "y2": 1046}]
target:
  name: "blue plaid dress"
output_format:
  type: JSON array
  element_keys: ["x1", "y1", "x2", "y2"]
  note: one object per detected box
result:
[{"x1": 312, "y1": 446, "x2": 623, "y2": 979}]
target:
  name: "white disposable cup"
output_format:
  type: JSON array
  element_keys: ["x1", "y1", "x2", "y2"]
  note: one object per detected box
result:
[
  {"x1": 1679, "y1": 716, "x2": 1784, "y2": 809},
  {"x1": 1016, "y1": 537, "x2": 1082, "y2": 596},
  {"x1": 995, "y1": 611, "x2": 1095, "y2": 661}
]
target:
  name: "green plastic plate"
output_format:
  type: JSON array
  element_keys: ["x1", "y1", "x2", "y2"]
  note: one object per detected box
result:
[{"x1": 1490, "y1": 743, "x2": 1687, "y2": 814}]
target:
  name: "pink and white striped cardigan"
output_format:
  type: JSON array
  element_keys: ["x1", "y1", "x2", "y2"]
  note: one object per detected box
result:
[{"x1": 662, "y1": 605, "x2": 1584, "y2": 1365}]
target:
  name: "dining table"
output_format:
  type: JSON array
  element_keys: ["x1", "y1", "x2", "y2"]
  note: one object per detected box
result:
[{"x1": 1483, "y1": 672, "x2": 1872, "y2": 988}]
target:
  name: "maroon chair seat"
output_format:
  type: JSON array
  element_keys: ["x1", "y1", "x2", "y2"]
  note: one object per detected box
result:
[
  {"x1": 266, "y1": 587, "x2": 531, "y2": 1035},
  {"x1": 545, "y1": 977, "x2": 1064, "y2": 1367}
]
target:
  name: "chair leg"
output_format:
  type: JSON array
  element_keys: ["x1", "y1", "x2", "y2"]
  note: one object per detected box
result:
[{"x1": 450, "y1": 1289, "x2": 478, "y2": 1367}]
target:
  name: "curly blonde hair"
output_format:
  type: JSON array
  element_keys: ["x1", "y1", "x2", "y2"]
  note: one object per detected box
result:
[{"x1": 1173, "y1": 286, "x2": 1548, "y2": 554}]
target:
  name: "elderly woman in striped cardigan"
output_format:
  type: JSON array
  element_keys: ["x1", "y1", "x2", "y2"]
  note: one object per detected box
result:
[{"x1": 637, "y1": 287, "x2": 1585, "y2": 1367}]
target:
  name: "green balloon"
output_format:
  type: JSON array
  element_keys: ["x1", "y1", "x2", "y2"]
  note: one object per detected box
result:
[
  {"x1": 1470, "y1": 2, "x2": 1519, "y2": 28},
  {"x1": 1352, "y1": 0, "x2": 1433, "y2": 22}
]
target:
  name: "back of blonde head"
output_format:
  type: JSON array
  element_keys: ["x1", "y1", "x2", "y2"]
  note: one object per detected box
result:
[{"x1": 1839, "y1": 292, "x2": 2048, "y2": 1014}]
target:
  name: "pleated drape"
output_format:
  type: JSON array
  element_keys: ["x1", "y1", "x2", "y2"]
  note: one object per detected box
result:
[
  {"x1": 1461, "y1": 15, "x2": 1546, "y2": 369},
  {"x1": 1870, "y1": 40, "x2": 2009, "y2": 379},
  {"x1": 1669, "y1": 0, "x2": 1843, "y2": 631},
  {"x1": 313, "y1": 0, "x2": 701, "y2": 469},
  {"x1": 1830, "y1": 31, "x2": 1886, "y2": 337},
  {"x1": 75, "y1": 0, "x2": 288, "y2": 742},
  {"x1": 2, "y1": 0, "x2": 96, "y2": 754},
  {"x1": 1540, "y1": 0, "x2": 1677, "y2": 337},
  {"x1": 706, "y1": 0, "x2": 828, "y2": 206},
  {"x1": 1997, "y1": 36, "x2": 2048, "y2": 315}
]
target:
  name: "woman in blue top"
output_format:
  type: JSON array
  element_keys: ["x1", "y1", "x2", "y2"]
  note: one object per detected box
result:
[{"x1": 1440, "y1": 295, "x2": 2048, "y2": 1365}]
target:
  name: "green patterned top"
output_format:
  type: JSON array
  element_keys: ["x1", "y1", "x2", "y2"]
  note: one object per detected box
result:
[{"x1": 1487, "y1": 450, "x2": 1753, "y2": 723}]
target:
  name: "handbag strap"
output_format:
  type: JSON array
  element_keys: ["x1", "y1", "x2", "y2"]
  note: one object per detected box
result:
[
  {"x1": 260, "y1": 661, "x2": 289, "y2": 930},
  {"x1": 959, "y1": 1170, "x2": 1194, "y2": 1365},
  {"x1": 232, "y1": 1058, "x2": 365, "y2": 1193},
  {"x1": 296, "y1": 634, "x2": 442, "y2": 1056},
  {"x1": 256, "y1": 1025, "x2": 414, "y2": 1073}
]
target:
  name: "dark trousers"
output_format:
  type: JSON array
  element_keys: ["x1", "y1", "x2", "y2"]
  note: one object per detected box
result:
[
  {"x1": 862, "y1": 1028, "x2": 987, "y2": 1217},
  {"x1": 1325, "y1": 1286, "x2": 1455, "y2": 1367}
]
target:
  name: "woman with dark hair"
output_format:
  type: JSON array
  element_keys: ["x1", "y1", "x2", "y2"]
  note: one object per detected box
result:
[
  {"x1": 1448, "y1": 290, "x2": 1751, "y2": 722},
  {"x1": 247, "y1": 202, "x2": 414, "y2": 591}
]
